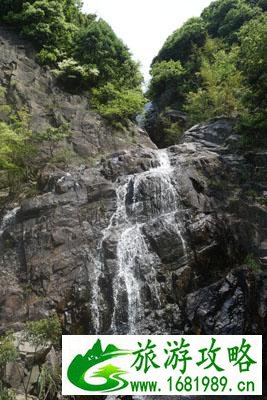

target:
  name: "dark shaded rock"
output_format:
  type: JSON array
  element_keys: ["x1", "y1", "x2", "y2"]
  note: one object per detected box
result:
[
  {"x1": 0, "y1": 23, "x2": 266, "y2": 398},
  {"x1": 185, "y1": 267, "x2": 265, "y2": 335}
]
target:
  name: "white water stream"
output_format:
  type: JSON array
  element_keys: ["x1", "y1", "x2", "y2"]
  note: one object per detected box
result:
[
  {"x1": 91, "y1": 149, "x2": 187, "y2": 334},
  {"x1": 0, "y1": 206, "x2": 20, "y2": 237}
]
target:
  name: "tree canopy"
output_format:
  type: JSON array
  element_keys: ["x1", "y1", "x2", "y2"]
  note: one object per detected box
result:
[
  {"x1": 74, "y1": 19, "x2": 142, "y2": 89},
  {"x1": 154, "y1": 18, "x2": 207, "y2": 65},
  {"x1": 201, "y1": 0, "x2": 261, "y2": 43},
  {"x1": 146, "y1": 0, "x2": 267, "y2": 147},
  {"x1": 0, "y1": 0, "x2": 144, "y2": 126}
]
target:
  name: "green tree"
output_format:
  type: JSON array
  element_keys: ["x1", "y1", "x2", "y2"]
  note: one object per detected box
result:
[
  {"x1": 17, "y1": 1, "x2": 77, "y2": 61},
  {"x1": 56, "y1": 58, "x2": 99, "y2": 91},
  {"x1": 148, "y1": 60, "x2": 186, "y2": 108},
  {"x1": 91, "y1": 83, "x2": 146, "y2": 127},
  {"x1": 185, "y1": 41, "x2": 246, "y2": 124},
  {"x1": 237, "y1": 13, "x2": 267, "y2": 144},
  {"x1": 146, "y1": 0, "x2": 266, "y2": 147},
  {"x1": 201, "y1": 0, "x2": 260, "y2": 43},
  {"x1": 23, "y1": 316, "x2": 62, "y2": 400},
  {"x1": 0, "y1": 333, "x2": 18, "y2": 368},
  {"x1": 74, "y1": 19, "x2": 142, "y2": 89},
  {"x1": 0, "y1": 112, "x2": 36, "y2": 193},
  {"x1": 0, "y1": 0, "x2": 24, "y2": 17},
  {"x1": 238, "y1": 14, "x2": 267, "y2": 102},
  {"x1": 37, "y1": 124, "x2": 71, "y2": 157},
  {"x1": 154, "y1": 17, "x2": 207, "y2": 65},
  {"x1": 0, "y1": 1, "x2": 145, "y2": 126}
]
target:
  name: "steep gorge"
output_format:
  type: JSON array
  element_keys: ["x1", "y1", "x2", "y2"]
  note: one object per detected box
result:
[{"x1": 0, "y1": 24, "x2": 266, "y2": 399}]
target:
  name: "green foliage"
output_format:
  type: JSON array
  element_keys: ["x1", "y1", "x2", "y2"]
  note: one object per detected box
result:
[
  {"x1": 236, "y1": 13, "x2": 267, "y2": 143},
  {"x1": 0, "y1": 382, "x2": 15, "y2": 400},
  {"x1": 20, "y1": 1, "x2": 76, "y2": 46},
  {"x1": 22, "y1": 316, "x2": 61, "y2": 399},
  {"x1": 74, "y1": 19, "x2": 143, "y2": 89},
  {"x1": 0, "y1": 0, "x2": 24, "y2": 17},
  {"x1": 0, "y1": 88, "x2": 75, "y2": 196},
  {"x1": 0, "y1": 333, "x2": 18, "y2": 368},
  {"x1": 0, "y1": 334, "x2": 18, "y2": 400},
  {"x1": 148, "y1": 61, "x2": 186, "y2": 107},
  {"x1": 0, "y1": 316, "x2": 62, "y2": 400},
  {"x1": 201, "y1": 0, "x2": 261, "y2": 43},
  {"x1": 51, "y1": 148, "x2": 79, "y2": 166},
  {"x1": 56, "y1": 58, "x2": 99, "y2": 91},
  {"x1": 147, "y1": 0, "x2": 266, "y2": 147},
  {"x1": 155, "y1": 17, "x2": 207, "y2": 65},
  {"x1": 238, "y1": 13, "x2": 267, "y2": 108},
  {"x1": 239, "y1": 14, "x2": 267, "y2": 86},
  {"x1": 37, "y1": 124, "x2": 71, "y2": 157},
  {"x1": 185, "y1": 42, "x2": 246, "y2": 124},
  {"x1": 0, "y1": 1, "x2": 144, "y2": 125},
  {"x1": 37, "y1": 47, "x2": 62, "y2": 66},
  {"x1": 0, "y1": 86, "x2": 12, "y2": 116},
  {"x1": 0, "y1": 110, "x2": 36, "y2": 192},
  {"x1": 91, "y1": 83, "x2": 146, "y2": 127},
  {"x1": 244, "y1": 254, "x2": 261, "y2": 271},
  {"x1": 38, "y1": 364, "x2": 61, "y2": 400},
  {"x1": 24, "y1": 315, "x2": 62, "y2": 348},
  {"x1": 1, "y1": 0, "x2": 78, "y2": 63},
  {"x1": 0, "y1": 86, "x2": 6, "y2": 99},
  {"x1": 258, "y1": 0, "x2": 267, "y2": 10}
]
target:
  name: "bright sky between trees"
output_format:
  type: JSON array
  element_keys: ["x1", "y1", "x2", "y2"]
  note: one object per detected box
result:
[{"x1": 82, "y1": 0, "x2": 213, "y2": 83}]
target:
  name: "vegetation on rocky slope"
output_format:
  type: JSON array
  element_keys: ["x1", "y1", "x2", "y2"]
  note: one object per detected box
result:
[
  {"x1": 0, "y1": 0, "x2": 146, "y2": 201},
  {"x1": 0, "y1": 86, "x2": 73, "y2": 199},
  {"x1": 0, "y1": 316, "x2": 61, "y2": 400},
  {"x1": 0, "y1": 0, "x2": 145, "y2": 126},
  {"x1": 146, "y1": 0, "x2": 267, "y2": 147}
]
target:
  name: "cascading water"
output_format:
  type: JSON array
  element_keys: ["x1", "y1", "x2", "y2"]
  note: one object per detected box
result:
[
  {"x1": 91, "y1": 149, "x2": 188, "y2": 334},
  {"x1": 0, "y1": 206, "x2": 20, "y2": 237}
]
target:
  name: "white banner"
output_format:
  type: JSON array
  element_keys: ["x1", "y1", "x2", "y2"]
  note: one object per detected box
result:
[{"x1": 62, "y1": 335, "x2": 262, "y2": 396}]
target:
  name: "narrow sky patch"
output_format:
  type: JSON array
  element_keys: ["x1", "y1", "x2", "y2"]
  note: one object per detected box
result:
[{"x1": 83, "y1": 0, "x2": 213, "y2": 82}]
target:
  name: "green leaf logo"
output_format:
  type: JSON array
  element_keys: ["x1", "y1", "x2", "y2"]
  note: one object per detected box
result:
[{"x1": 67, "y1": 339, "x2": 131, "y2": 392}]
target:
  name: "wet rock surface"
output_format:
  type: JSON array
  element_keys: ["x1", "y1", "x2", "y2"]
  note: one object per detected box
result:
[
  {"x1": 0, "y1": 26, "x2": 266, "y2": 398},
  {"x1": 1, "y1": 117, "x2": 266, "y2": 336}
]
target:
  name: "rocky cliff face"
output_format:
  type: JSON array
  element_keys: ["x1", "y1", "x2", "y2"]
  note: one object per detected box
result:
[
  {"x1": 0, "y1": 26, "x2": 266, "y2": 398},
  {"x1": 0, "y1": 25, "x2": 153, "y2": 159}
]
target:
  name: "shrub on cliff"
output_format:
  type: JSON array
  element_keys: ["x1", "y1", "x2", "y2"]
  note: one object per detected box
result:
[
  {"x1": 0, "y1": 316, "x2": 62, "y2": 400},
  {"x1": 0, "y1": 1, "x2": 145, "y2": 126},
  {"x1": 91, "y1": 83, "x2": 146, "y2": 127},
  {"x1": 74, "y1": 19, "x2": 143, "y2": 89},
  {"x1": 0, "y1": 111, "x2": 36, "y2": 193},
  {"x1": 185, "y1": 41, "x2": 246, "y2": 124},
  {"x1": 0, "y1": 0, "x2": 79, "y2": 65},
  {"x1": 148, "y1": 60, "x2": 187, "y2": 109},
  {"x1": 0, "y1": 88, "x2": 75, "y2": 196},
  {"x1": 55, "y1": 58, "x2": 100, "y2": 91}
]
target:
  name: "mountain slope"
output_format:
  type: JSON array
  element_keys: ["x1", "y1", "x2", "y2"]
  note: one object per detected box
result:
[{"x1": 0, "y1": 17, "x2": 266, "y2": 400}]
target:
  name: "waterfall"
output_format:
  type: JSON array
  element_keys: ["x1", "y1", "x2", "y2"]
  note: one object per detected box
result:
[
  {"x1": 0, "y1": 206, "x2": 20, "y2": 237},
  {"x1": 111, "y1": 223, "x2": 161, "y2": 334},
  {"x1": 91, "y1": 149, "x2": 187, "y2": 334}
]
